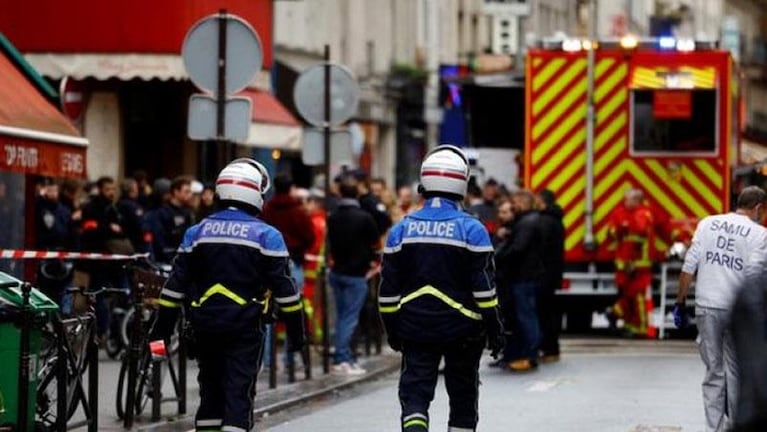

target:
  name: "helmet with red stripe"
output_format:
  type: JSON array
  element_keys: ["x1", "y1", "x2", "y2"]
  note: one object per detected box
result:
[
  {"x1": 215, "y1": 158, "x2": 271, "y2": 212},
  {"x1": 419, "y1": 145, "x2": 470, "y2": 199}
]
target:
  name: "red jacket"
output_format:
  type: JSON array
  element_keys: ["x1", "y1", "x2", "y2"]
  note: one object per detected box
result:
[
  {"x1": 607, "y1": 203, "x2": 654, "y2": 271},
  {"x1": 261, "y1": 194, "x2": 315, "y2": 264}
]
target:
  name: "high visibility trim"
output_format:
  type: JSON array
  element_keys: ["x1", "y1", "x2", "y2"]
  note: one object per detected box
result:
[
  {"x1": 280, "y1": 303, "x2": 303, "y2": 313},
  {"x1": 186, "y1": 237, "x2": 289, "y2": 257},
  {"x1": 378, "y1": 295, "x2": 401, "y2": 303},
  {"x1": 221, "y1": 426, "x2": 247, "y2": 432},
  {"x1": 157, "y1": 298, "x2": 182, "y2": 308},
  {"x1": 275, "y1": 293, "x2": 300, "y2": 304},
  {"x1": 160, "y1": 288, "x2": 185, "y2": 300},
  {"x1": 196, "y1": 419, "x2": 223, "y2": 427},
  {"x1": 386, "y1": 237, "x2": 493, "y2": 253},
  {"x1": 400, "y1": 285, "x2": 482, "y2": 321},
  {"x1": 624, "y1": 234, "x2": 648, "y2": 242},
  {"x1": 403, "y1": 419, "x2": 429, "y2": 429},
  {"x1": 472, "y1": 289, "x2": 496, "y2": 299},
  {"x1": 403, "y1": 413, "x2": 428, "y2": 422},
  {"x1": 475, "y1": 298, "x2": 499, "y2": 309},
  {"x1": 196, "y1": 429, "x2": 220, "y2": 432},
  {"x1": 448, "y1": 427, "x2": 475, "y2": 432},
  {"x1": 191, "y1": 283, "x2": 247, "y2": 307},
  {"x1": 378, "y1": 305, "x2": 399, "y2": 313}
]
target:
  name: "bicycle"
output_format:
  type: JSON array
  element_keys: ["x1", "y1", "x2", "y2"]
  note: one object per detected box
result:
[{"x1": 114, "y1": 263, "x2": 184, "y2": 424}]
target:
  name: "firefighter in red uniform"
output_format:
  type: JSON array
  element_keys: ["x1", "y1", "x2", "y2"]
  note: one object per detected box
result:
[{"x1": 606, "y1": 188, "x2": 655, "y2": 337}]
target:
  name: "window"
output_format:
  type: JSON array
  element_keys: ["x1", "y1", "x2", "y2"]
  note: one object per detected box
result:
[{"x1": 631, "y1": 89, "x2": 717, "y2": 154}]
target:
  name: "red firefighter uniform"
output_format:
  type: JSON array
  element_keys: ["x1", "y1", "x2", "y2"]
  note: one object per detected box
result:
[
  {"x1": 302, "y1": 207, "x2": 326, "y2": 342},
  {"x1": 607, "y1": 201, "x2": 655, "y2": 336}
]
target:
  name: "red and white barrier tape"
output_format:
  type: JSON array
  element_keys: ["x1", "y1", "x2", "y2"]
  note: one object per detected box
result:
[{"x1": 0, "y1": 250, "x2": 150, "y2": 261}]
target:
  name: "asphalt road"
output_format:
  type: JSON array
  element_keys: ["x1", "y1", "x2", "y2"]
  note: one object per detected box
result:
[{"x1": 259, "y1": 339, "x2": 706, "y2": 432}]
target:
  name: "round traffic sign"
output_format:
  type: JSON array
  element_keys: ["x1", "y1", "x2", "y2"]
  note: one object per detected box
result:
[
  {"x1": 59, "y1": 77, "x2": 86, "y2": 122},
  {"x1": 182, "y1": 13, "x2": 263, "y2": 95},
  {"x1": 293, "y1": 64, "x2": 359, "y2": 128}
]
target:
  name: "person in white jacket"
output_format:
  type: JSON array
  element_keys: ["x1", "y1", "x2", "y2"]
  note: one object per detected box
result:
[{"x1": 675, "y1": 185, "x2": 767, "y2": 432}]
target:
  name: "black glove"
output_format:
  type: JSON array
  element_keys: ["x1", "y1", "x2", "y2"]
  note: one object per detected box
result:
[
  {"x1": 284, "y1": 312, "x2": 306, "y2": 353},
  {"x1": 487, "y1": 332, "x2": 505, "y2": 359},
  {"x1": 387, "y1": 334, "x2": 402, "y2": 352},
  {"x1": 673, "y1": 303, "x2": 689, "y2": 328}
]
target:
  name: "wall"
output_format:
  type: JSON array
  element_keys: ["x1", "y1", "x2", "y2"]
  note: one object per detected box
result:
[{"x1": 83, "y1": 92, "x2": 123, "y2": 180}]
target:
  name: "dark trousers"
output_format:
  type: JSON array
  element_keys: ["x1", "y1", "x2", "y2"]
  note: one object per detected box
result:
[
  {"x1": 502, "y1": 281, "x2": 541, "y2": 362},
  {"x1": 537, "y1": 282, "x2": 561, "y2": 356},
  {"x1": 195, "y1": 329, "x2": 263, "y2": 432},
  {"x1": 399, "y1": 337, "x2": 485, "y2": 432}
]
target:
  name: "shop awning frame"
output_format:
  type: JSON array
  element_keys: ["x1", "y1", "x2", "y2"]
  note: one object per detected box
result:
[{"x1": 0, "y1": 125, "x2": 88, "y2": 147}]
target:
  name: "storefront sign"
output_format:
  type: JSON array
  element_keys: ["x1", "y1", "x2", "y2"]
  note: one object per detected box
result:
[
  {"x1": 1, "y1": 138, "x2": 86, "y2": 178},
  {"x1": 653, "y1": 90, "x2": 692, "y2": 119}
]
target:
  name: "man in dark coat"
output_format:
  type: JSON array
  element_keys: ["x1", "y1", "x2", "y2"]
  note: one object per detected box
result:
[{"x1": 535, "y1": 189, "x2": 565, "y2": 362}]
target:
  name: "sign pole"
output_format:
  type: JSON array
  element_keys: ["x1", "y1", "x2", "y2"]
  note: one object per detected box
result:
[
  {"x1": 216, "y1": 9, "x2": 229, "y2": 169},
  {"x1": 321, "y1": 44, "x2": 331, "y2": 375}
]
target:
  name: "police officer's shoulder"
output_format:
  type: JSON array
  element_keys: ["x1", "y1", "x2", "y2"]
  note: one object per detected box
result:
[{"x1": 460, "y1": 214, "x2": 492, "y2": 244}]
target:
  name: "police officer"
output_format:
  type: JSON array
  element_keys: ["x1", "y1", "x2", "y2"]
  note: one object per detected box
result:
[
  {"x1": 154, "y1": 158, "x2": 306, "y2": 432},
  {"x1": 379, "y1": 145, "x2": 504, "y2": 432}
]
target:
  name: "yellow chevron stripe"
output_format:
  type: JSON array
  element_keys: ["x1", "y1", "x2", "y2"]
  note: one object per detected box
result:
[
  {"x1": 595, "y1": 64, "x2": 627, "y2": 103},
  {"x1": 557, "y1": 173, "x2": 586, "y2": 213},
  {"x1": 595, "y1": 135, "x2": 626, "y2": 176},
  {"x1": 532, "y1": 58, "x2": 568, "y2": 91},
  {"x1": 681, "y1": 164, "x2": 722, "y2": 212},
  {"x1": 595, "y1": 58, "x2": 616, "y2": 79},
  {"x1": 532, "y1": 127, "x2": 584, "y2": 185},
  {"x1": 593, "y1": 165, "x2": 627, "y2": 222},
  {"x1": 566, "y1": 220, "x2": 585, "y2": 251},
  {"x1": 625, "y1": 162, "x2": 685, "y2": 217},
  {"x1": 531, "y1": 79, "x2": 587, "y2": 141},
  {"x1": 694, "y1": 160, "x2": 723, "y2": 189},
  {"x1": 533, "y1": 59, "x2": 587, "y2": 115},
  {"x1": 644, "y1": 160, "x2": 708, "y2": 216},
  {"x1": 548, "y1": 149, "x2": 585, "y2": 192},
  {"x1": 532, "y1": 97, "x2": 587, "y2": 162},
  {"x1": 595, "y1": 109, "x2": 627, "y2": 153},
  {"x1": 595, "y1": 88, "x2": 627, "y2": 136},
  {"x1": 563, "y1": 194, "x2": 585, "y2": 229},
  {"x1": 533, "y1": 57, "x2": 543, "y2": 68}
]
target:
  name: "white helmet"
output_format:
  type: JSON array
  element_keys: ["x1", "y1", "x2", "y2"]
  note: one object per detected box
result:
[
  {"x1": 419, "y1": 145, "x2": 470, "y2": 199},
  {"x1": 215, "y1": 158, "x2": 271, "y2": 211}
]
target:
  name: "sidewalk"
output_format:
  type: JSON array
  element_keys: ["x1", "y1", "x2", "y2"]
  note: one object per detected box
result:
[{"x1": 81, "y1": 349, "x2": 401, "y2": 431}]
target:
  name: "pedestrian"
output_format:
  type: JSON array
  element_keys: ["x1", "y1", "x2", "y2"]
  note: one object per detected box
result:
[
  {"x1": 495, "y1": 189, "x2": 544, "y2": 371},
  {"x1": 117, "y1": 178, "x2": 148, "y2": 253},
  {"x1": 674, "y1": 185, "x2": 767, "y2": 432},
  {"x1": 326, "y1": 177, "x2": 380, "y2": 375},
  {"x1": 153, "y1": 158, "x2": 306, "y2": 432},
  {"x1": 80, "y1": 176, "x2": 133, "y2": 337},
  {"x1": 352, "y1": 170, "x2": 393, "y2": 236},
  {"x1": 145, "y1": 176, "x2": 195, "y2": 263},
  {"x1": 260, "y1": 173, "x2": 315, "y2": 368},
  {"x1": 605, "y1": 188, "x2": 655, "y2": 338},
  {"x1": 469, "y1": 178, "x2": 500, "y2": 234},
  {"x1": 196, "y1": 183, "x2": 216, "y2": 221},
  {"x1": 35, "y1": 179, "x2": 74, "y2": 304},
  {"x1": 535, "y1": 189, "x2": 565, "y2": 363},
  {"x1": 379, "y1": 145, "x2": 504, "y2": 432}
]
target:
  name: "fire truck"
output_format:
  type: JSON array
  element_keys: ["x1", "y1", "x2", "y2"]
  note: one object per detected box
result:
[{"x1": 524, "y1": 36, "x2": 737, "y2": 331}]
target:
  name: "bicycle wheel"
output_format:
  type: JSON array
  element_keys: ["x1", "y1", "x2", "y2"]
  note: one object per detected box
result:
[
  {"x1": 35, "y1": 330, "x2": 80, "y2": 427},
  {"x1": 115, "y1": 351, "x2": 153, "y2": 420}
]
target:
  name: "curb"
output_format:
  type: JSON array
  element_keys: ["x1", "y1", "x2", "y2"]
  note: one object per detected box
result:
[{"x1": 137, "y1": 355, "x2": 401, "y2": 431}]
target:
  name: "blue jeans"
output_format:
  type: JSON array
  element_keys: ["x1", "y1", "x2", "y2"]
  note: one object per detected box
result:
[
  {"x1": 503, "y1": 281, "x2": 541, "y2": 362},
  {"x1": 329, "y1": 271, "x2": 368, "y2": 364},
  {"x1": 262, "y1": 260, "x2": 304, "y2": 367}
]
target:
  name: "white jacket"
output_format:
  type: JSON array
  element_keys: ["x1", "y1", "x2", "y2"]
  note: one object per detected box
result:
[{"x1": 682, "y1": 212, "x2": 767, "y2": 310}]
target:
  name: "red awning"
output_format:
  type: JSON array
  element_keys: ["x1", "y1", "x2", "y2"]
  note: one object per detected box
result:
[
  {"x1": 240, "y1": 89, "x2": 302, "y2": 150},
  {"x1": 0, "y1": 51, "x2": 87, "y2": 178}
]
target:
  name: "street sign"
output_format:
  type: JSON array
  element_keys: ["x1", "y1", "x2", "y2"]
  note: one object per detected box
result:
[
  {"x1": 481, "y1": 0, "x2": 530, "y2": 16},
  {"x1": 182, "y1": 13, "x2": 263, "y2": 95},
  {"x1": 187, "y1": 94, "x2": 251, "y2": 142},
  {"x1": 59, "y1": 77, "x2": 86, "y2": 122},
  {"x1": 293, "y1": 64, "x2": 359, "y2": 128},
  {"x1": 301, "y1": 128, "x2": 353, "y2": 166}
]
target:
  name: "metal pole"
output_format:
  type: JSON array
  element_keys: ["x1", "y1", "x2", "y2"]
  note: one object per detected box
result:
[
  {"x1": 177, "y1": 321, "x2": 186, "y2": 415},
  {"x1": 216, "y1": 9, "x2": 229, "y2": 168},
  {"x1": 321, "y1": 44, "x2": 331, "y2": 375},
  {"x1": 17, "y1": 283, "x2": 31, "y2": 432},
  {"x1": 583, "y1": 0, "x2": 598, "y2": 252},
  {"x1": 87, "y1": 325, "x2": 99, "y2": 432}
]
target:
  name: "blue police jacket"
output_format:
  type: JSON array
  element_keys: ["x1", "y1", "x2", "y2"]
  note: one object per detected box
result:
[
  {"x1": 158, "y1": 208, "x2": 303, "y2": 333},
  {"x1": 379, "y1": 197, "x2": 501, "y2": 342}
]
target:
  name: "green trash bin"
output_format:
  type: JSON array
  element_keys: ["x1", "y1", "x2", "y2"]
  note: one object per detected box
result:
[{"x1": 0, "y1": 272, "x2": 58, "y2": 431}]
